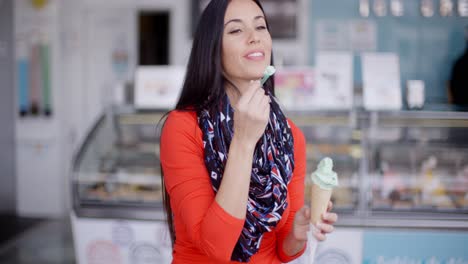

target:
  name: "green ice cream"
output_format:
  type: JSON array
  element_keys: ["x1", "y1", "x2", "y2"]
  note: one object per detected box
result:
[
  {"x1": 260, "y1": 65, "x2": 276, "y2": 86},
  {"x1": 311, "y1": 157, "x2": 339, "y2": 190}
]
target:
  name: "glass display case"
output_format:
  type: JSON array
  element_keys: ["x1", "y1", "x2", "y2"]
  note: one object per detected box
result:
[
  {"x1": 72, "y1": 108, "x2": 468, "y2": 229},
  {"x1": 289, "y1": 109, "x2": 468, "y2": 229},
  {"x1": 72, "y1": 110, "x2": 166, "y2": 220},
  {"x1": 362, "y1": 110, "x2": 468, "y2": 228}
]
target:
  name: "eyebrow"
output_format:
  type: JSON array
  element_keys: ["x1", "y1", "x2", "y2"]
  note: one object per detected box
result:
[{"x1": 224, "y1": 15, "x2": 265, "y2": 27}]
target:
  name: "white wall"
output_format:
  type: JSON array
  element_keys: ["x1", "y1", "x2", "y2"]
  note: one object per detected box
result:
[{"x1": 62, "y1": 0, "x2": 191, "y2": 146}]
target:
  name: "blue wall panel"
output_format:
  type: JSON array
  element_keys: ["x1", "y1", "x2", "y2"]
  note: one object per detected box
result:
[{"x1": 309, "y1": 0, "x2": 468, "y2": 103}]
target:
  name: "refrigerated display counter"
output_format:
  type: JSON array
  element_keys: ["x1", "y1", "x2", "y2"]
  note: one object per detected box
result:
[
  {"x1": 291, "y1": 109, "x2": 468, "y2": 264},
  {"x1": 362, "y1": 110, "x2": 468, "y2": 228},
  {"x1": 71, "y1": 110, "x2": 166, "y2": 220},
  {"x1": 295, "y1": 109, "x2": 468, "y2": 230},
  {"x1": 70, "y1": 108, "x2": 468, "y2": 264},
  {"x1": 70, "y1": 110, "x2": 172, "y2": 264}
]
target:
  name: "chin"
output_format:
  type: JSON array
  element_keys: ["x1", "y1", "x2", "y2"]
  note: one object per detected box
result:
[
  {"x1": 247, "y1": 66, "x2": 267, "y2": 79},
  {"x1": 247, "y1": 74, "x2": 263, "y2": 81}
]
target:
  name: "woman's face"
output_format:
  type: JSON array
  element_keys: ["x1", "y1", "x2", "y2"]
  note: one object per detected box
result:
[{"x1": 222, "y1": 0, "x2": 272, "y2": 84}]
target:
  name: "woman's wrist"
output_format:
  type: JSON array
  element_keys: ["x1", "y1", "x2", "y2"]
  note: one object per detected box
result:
[
  {"x1": 215, "y1": 134, "x2": 256, "y2": 219},
  {"x1": 282, "y1": 232, "x2": 306, "y2": 256},
  {"x1": 231, "y1": 135, "x2": 256, "y2": 154}
]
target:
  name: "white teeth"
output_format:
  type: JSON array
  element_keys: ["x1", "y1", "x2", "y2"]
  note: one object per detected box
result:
[{"x1": 247, "y1": 52, "x2": 263, "y2": 58}]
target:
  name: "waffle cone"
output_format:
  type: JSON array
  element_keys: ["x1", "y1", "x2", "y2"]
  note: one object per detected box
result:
[{"x1": 310, "y1": 183, "x2": 332, "y2": 224}]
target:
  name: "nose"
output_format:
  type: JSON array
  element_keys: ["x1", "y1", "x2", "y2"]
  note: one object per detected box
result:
[{"x1": 248, "y1": 28, "x2": 260, "y2": 45}]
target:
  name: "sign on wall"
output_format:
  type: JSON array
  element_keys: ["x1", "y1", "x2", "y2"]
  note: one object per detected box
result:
[
  {"x1": 16, "y1": 0, "x2": 54, "y2": 117},
  {"x1": 362, "y1": 52, "x2": 402, "y2": 110},
  {"x1": 134, "y1": 66, "x2": 185, "y2": 110},
  {"x1": 315, "y1": 52, "x2": 354, "y2": 109}
]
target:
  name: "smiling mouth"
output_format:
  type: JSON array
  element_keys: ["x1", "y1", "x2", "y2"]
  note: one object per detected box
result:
[{"x1": 245, "y1": 51, "x2": 265, "y2": 61}]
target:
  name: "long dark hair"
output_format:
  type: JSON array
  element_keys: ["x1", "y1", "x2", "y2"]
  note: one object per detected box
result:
[{"x1": 160, "y1": 0, "x2": 275, "y2": 247}]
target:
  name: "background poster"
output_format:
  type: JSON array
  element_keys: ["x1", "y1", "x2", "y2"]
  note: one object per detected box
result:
[
  {"x1": 134, "y1": 66, "x2": 185, "y2": 109},
  {"x1": 362, "y1": 52, "x2": 402, "y2": 110},
  {"x1": 315, "y1": 51, "x2": 353, "y2": 109},
  {"x1": 274, "y1": 67, "x2": 315, "y2": 110},
  {"x1": 15, "y1": 0, "x2": 54, "y2": 117}
]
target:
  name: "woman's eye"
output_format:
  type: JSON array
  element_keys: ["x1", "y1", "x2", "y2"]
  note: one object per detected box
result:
[
  {"x1": 257, "y1": 25, "x2": 267, "y2": 30},
  {"x1": 229, "y1": 29, "x2": 242, "y2": 34}
]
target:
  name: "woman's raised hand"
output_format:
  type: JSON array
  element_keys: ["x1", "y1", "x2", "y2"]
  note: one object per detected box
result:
[{"x1": 232, "y1": 80, "x2": 270, "y2": 148}]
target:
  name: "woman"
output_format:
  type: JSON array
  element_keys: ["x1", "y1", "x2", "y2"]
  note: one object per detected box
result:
[{"x1": 160, "y1": 0, "x2": 337, "y2": 263}]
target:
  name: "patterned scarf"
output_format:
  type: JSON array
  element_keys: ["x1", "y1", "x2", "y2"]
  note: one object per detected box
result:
[{"x1": 198, "y1": 92, "x2": 295, "y2": 262}]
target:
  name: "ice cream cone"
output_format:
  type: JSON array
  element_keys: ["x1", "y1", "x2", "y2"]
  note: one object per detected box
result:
[
  {"x1": 310, "y1": 184, "x2": 333, "y2": 224},
  {"x1": 309, "y1": 157, "x2": 338, "y2": 225}
]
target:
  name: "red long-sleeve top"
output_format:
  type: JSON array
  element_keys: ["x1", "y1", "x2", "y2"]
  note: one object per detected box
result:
[{"x1": 160, "y1": 110, "x2": 306, "y2": 264}]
